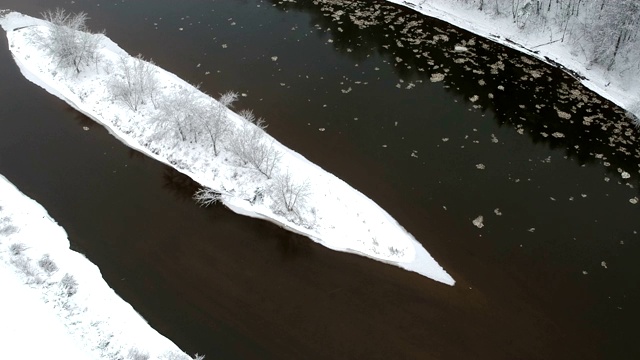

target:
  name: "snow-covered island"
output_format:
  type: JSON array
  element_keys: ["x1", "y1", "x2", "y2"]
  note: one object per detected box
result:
[{"x1": 0, "y1": 10, "x2": 453, "y2": 285}]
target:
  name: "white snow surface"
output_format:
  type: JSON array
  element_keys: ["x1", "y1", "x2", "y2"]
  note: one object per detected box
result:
[
  {"x1": 0, "y1": 11, "x2": 454, "y2": 285},
  {"x1": 0, "y1": 175, "x2": 192, "y2": 360},
  {"x1": 388, "y1": 0, "x2": 640, "y2": 122}
]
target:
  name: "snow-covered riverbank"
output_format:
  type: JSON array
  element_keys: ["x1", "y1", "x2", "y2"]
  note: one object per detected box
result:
[
  {"x1": 0, "y1": 175, "x2": 196, "y2": 360},
  {"x1": 388, "y1": 0, "x2": 640, "y2": 123}
]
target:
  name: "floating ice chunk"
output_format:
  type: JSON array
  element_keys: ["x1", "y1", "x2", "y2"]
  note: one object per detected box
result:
[{"x1": 472, "y1": 216, "x2": 484, "y2": 228}]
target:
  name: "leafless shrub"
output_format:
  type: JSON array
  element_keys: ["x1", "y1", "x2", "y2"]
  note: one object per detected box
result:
[
  {"x1": 127, "y1": 347, "x2": 150, "y2": 360},
  {"x1": 152, "y1": 88, "x2": 207, "y2": 144},
  {"x1": 36, "y1": 8, "x2": 103, "y2": 75},
  {"x1": 203, "y1": 91, "x2": 237, "y2": 156},
  {"x1": 38, "y1": 254, "x2": 59, "y2": 274},
  {"x1": 0, "y1": 216, "x2": 18, "y2": 237},
  {"x1": 108, "y1": 54, "x2": 159, "y2": 111},
  {"x1": 270, "y1": 170, "x2": 311, "y2": 220},
  {"x1": 193, "y1": 187, "x2": 224, "y2": 207},
  {"x1": 228, "y1": 111, "x2": 281, "y2": 179},
  {"x1": 60, "y1": 273, "x2": 78, "y2": 297},
  {"x1": 10, "y1": 255, "x2": 37, "y2": 277},
  {"x1": 9, "y1": 242, "x2": 27, "y2": 255}
]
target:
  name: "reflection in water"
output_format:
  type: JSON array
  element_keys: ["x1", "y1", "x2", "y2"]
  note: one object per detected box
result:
[{"x1": 162, "y1": 167, "x2": 201, "y2": 202}]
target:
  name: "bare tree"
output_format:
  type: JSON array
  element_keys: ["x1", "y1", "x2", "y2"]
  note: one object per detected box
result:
[
  {"x1": 108, "y1": 54, "x2": 159, "y2": 111},
  {"x1": 270, "y1": 170, "x2": 311, "y2": 218},
  {"x1": 202, "y1": 91, "x2": 237, "y2": 156},
  {"x1": 152, "y1": 88, "x2": 206, "y2": 144},
  {"x1": 193, "y1": 187, "x2": 224, "y2": 207},
  {"x1": 227, "y1": 111, "x2": 281, "y2": 179},
  {"x1": 588, "y1": 0, "x2": 640, "y2": 70},
  {"x1": 37, "y1": 8, "x2": 102, "y2": 74}
]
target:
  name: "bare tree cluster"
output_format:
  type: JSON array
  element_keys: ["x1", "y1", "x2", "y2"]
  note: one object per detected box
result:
[
  {"x1": 204, "y1": 91, "x2": 236, "y2": 156},
  {"x1": 270, "y1": 169, "x2": 311, "y2": 218},
  {"x1": 108, "y1": 54, "x2": 159, "y2": 111},
  {"x1": 151, "y1": 88, "x2": 238, "y2": 154},
  {"x1": 452, "y1": 0, "x2": 640, "y2": 75},
  {"x1": 227, "y1": 110, "x2": 282, "y2": 179},
  {"x1": 37, "y1": 8, "x2": 103, "y2": 74},
  {"x1": 151, "y1": 88, "x2": 204, "y2": 144}
]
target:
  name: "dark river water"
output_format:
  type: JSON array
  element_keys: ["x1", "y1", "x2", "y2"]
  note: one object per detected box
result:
[{"x1": 1, "y1": 0, "x2": 639, "y2": 359}]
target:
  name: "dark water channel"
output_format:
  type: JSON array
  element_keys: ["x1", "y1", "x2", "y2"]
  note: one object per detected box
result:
[{"x1": 1, "y1": 0, "x2": 639, "y2": 359}]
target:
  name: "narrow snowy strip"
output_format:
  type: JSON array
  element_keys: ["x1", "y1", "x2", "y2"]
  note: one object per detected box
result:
[
  {"x1": 0, "y1": 12, "x2": 454, "y2": 285},
  {"x1": 387, "y1": 0, "x2": 639, "y2": 122},
  {"x1": 0, "y1": 175, "x2": 194, "y2": 360}
]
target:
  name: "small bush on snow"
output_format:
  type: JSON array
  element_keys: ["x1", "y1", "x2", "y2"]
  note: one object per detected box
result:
[
  {"x1": 38, "y1": 254, "x2": 59, "y2": 274},
  {"x1": 127, "y1": 347, "x2": 150, "y2": 360},
  {"x1": 9, "y1": 242, "x2": 27, "y2": 255},
  {"x1": 10, "y1": 255, "x2": 44, "y2": 285},
  {"x1": 159, "y1": 351, "x2": 193, "y2": 360},
  {"x1": 60, "y1": 273, "x2": 78, "y2": 297},
  {"x1": 0, "y1": 216, "x2": 19, "y2": 237}
]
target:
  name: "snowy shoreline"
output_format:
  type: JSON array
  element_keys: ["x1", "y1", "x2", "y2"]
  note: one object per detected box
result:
[
  {"x1": 387, "y1": 0, "x2": 639, "y2": 123},
  {"x1": 0, "y1": 175, "x2": 194, "y2": 360}
]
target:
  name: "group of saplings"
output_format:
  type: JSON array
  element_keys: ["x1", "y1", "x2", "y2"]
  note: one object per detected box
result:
[{"x1": 34, "y1": 9, "x2": 313, "y2": 225}]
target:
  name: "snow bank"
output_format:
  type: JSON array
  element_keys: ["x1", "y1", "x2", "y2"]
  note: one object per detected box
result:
[
  {"x1": 0, "y1": 11, "x2": 454, "y2": 285},
  {"x1": 0, "y1": 175, "x2": 194, "y2": 360},
  {"x1": 387, "y1": 0, "x2": 640, "y2": 122}
]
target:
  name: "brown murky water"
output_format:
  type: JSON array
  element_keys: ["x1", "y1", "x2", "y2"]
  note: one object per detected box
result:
[{"x1": 1, "y1": 0, "x2": 639, "y2": 359}]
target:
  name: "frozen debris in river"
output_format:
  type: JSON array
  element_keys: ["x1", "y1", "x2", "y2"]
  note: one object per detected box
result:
[
  {"x1": 271, "y1": 56, "x2": 278, "y2": 61},
  {"x1": 527, "y1": 228, "x2": 536, "y2": 233},
  {"x1": 442, "y1": 138, "x2": 449, "y2": 142},
  {"x1": 469, "y1": 95, "x2": 479, "y2": 102},
  {"x1": 630, "y1": 197, "x2": 638, "y2": 205},
  {"x1": 410, "y1": 150, "x2": 419, "y2": 158},
  {"x1": 494, "y1": 208, "x2": 502, "y2": 216},
  {"x1": 475, "y1": 163, "x2": 485, "y2": 170},
  {"x1": 619, "y1": 169, "x2": 631, "y2": 179},
  {"x1": 430, "y1": 73, "x2": 445, "y2": 82},
  {"x1": 472, "y1": 216, "x2": 484, "y2": 228},
  {"x1": 601, "y1": 261, "x2": 608, "y2": 269},
  {"x1": 551, "y1": 132, "x2": 565, "y2": 138},
  {"x1": 454, "y1": 45, "x2": 468, "y2": 52},
  {"x1": 556, "y1": 109, "x2": 571, "y2": 119}
]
